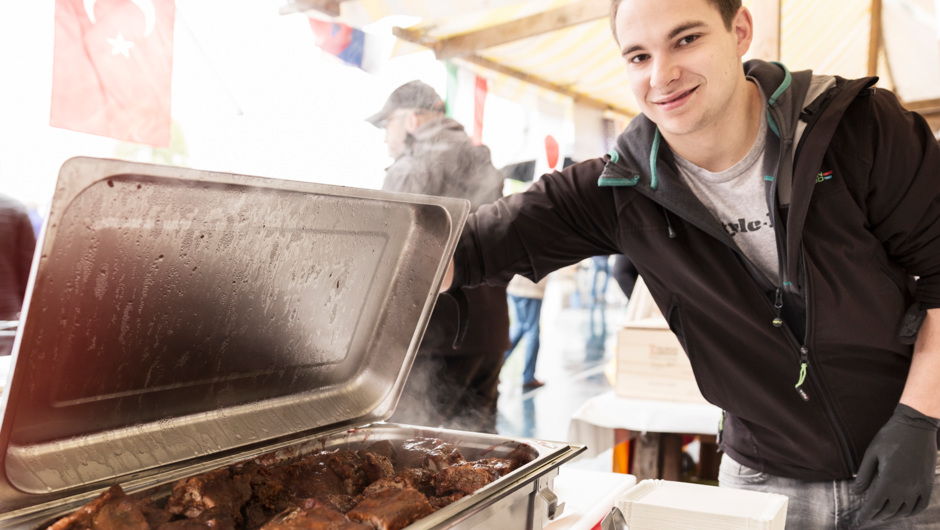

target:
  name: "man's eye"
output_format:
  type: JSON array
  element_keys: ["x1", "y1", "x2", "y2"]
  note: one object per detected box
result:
[
  {"x1": 629, "y1": 54, "x2": 649, "y2": 64},
  {"x1": 678, "y1": 34, "x2": 700, "y2": 46}
]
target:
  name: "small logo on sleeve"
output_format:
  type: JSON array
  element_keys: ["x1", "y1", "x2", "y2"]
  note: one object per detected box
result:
[{"x1": 816, "y1": 170, "x2": 833, "y2": 183}]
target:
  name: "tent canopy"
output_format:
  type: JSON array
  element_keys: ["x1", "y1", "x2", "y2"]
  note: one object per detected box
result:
[{"x1": 281, "y1": 0, "x2": 940, "y2": 127}]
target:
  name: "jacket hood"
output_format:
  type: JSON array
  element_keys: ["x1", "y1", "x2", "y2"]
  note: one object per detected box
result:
[{"x1": 600, "y1": 59, "x2": 878, "y2": 288}]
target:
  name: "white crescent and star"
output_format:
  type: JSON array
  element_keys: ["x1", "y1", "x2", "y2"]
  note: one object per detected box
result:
[
  {"x1": 106, "y1": 33, "x2": 135, "y2": 57},
  {"x1": 84, "y1": 0, "x2": 157, "y2": 57}
]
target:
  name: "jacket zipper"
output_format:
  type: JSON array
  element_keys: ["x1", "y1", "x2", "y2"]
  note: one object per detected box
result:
[
  {"x1": 649, "y1": 200, "x2": 856, "y2": 473},
  {"x1": 795, "y1": 250, "x2": 859, "y2": 473},
  {"x1": 765, "y1": 100, "x2": 858, "y2": 473},
  {"x1": 765, "y1": 262, "x2": 858, "y2": 473}
]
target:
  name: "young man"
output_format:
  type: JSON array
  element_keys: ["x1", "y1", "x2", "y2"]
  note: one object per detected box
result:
[
  {"x1": 444, "y1": 0, "x2": 940, "y2": 527},
  {"x1": 368, "y1": 81, "x2": 510, "y2": 434}
]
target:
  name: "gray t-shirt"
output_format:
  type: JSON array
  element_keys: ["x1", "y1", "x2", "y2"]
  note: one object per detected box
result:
[{"x1": 674, "y1": 82, "x2": 778, "y2": 283}]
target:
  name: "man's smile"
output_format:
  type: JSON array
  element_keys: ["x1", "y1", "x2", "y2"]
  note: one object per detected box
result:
[{"x1": 653, "y1": 86, "x2": 699, "y2": 109}]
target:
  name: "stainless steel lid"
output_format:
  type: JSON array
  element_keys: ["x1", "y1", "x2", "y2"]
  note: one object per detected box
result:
[{"x1": 0, "y1": 157, "x2": 468, "y2": 510}]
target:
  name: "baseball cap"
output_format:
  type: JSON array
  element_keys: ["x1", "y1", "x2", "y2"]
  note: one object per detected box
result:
[{"x1": 367, "y1": 80, "x2": 445, "y2": 127}]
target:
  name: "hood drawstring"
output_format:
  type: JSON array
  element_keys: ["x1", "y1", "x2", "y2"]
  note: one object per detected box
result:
[{"x1": 663, "y1": 209, "x2": 677, "y2": 239}]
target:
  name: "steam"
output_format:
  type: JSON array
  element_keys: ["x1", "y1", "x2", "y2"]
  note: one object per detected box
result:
[{"x1": 390, "y1": 353, "x2": 498, "y2": 434}]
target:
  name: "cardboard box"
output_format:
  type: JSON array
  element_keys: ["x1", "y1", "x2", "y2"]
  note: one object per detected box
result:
[{"x1": 615, "y1": 317, "x2": 708, "y2": 404}]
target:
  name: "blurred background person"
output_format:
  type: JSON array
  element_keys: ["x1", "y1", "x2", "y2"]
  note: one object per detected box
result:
[
  {"x1": 589, "y1": 255, "x2": 611, "y2": 304},
  {"x1": 367, "y1": 80, "x2": 509, "y2": 433},
  {"x1": 504, "y1": 274, "x2": 549, "y2": 391},
  {"x1": 0, "y1": 192, "x2": 36, "y2": 356}
]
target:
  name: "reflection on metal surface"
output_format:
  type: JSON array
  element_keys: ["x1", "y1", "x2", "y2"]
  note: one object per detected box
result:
[{"x1": 601, "y1": 506, "x2": 629, "y2": 530}]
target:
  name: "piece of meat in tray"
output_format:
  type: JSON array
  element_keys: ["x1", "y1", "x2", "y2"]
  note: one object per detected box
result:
[{"x1": 46, "y1": 437, "x2": 534, "y2": 530}]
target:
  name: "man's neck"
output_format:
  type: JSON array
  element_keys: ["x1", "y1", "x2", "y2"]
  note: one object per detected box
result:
[{"x1": 665, "y1": 80, "x2": 764, "y2": 173}]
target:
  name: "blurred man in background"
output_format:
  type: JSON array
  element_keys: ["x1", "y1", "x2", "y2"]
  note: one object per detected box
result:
[
  {"x1": 368, "y1": 80, "x2": 509, "y2": 433},
  {"x1": 0, "y1": 193, "x2": 35, "y2": 322},
  {"x1": 0, "y1": 193, "x2": 36, "y2": 356}
]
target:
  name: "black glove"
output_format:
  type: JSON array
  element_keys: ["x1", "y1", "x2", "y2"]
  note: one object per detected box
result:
[{"x1": 854, "y1": 403, "x2": 939, "y2": 523}]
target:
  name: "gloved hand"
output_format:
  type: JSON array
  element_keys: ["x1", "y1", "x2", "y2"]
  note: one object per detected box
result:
[{"x1": 854, "y1": 403, "x2": 939, "y2": 523}]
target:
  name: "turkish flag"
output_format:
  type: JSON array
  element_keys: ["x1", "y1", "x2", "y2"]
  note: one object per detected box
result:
[{"x1": 50, "y1": 0, "x2": 176, "y2": 147}]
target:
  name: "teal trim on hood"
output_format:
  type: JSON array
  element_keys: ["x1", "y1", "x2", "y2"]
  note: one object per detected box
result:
[
  {"x1": 766, "y1": 62, "x2": 792, "y2": 138},
  {"x1": 598, "y1": 147, "x2": 641, "y2": 186},
  {"x1": 650, "y1": 128, "x2": 662, "y2": 190},
  {"x1": 768, "y1": 61, "x2": 792, "y2": 106},
  {"x1": 598, "y1": 175, "x2": 640, "y2": 186},
  {"x1": 768, "y1": 113, "x2": 780, "y2": 137},
  {"x1": 596, "y1": 123, "x2": 661, "y2": 189},
  {"x1": 607, "y1": 147, "x2": 620, "y2": 164}
]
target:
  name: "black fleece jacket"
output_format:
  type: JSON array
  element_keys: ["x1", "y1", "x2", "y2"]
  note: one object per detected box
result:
[{"x1": 451, "y1": 60, "x2": 940, "y2": 480}]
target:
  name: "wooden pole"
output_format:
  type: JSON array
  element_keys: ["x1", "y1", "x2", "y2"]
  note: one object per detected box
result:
[{"x1": 869, "y1": 0, "x2": 883, "y2": 76}]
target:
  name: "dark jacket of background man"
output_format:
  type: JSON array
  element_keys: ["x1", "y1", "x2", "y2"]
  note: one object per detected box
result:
[{"x1": 0, "y1": 193, "x2": 37, "y2": 322}]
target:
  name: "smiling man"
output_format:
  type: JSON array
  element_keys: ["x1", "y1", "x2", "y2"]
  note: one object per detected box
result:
[{"x1": 442, "y1": 0, "x2": 940, "y2": 527}]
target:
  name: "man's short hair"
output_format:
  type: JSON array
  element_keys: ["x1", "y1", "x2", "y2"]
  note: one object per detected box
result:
[{"x1": 609, "y1": 0, "x2": 742, "y2": 43}]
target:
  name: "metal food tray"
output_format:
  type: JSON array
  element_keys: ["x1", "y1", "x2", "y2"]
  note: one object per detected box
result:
[
  {"x1": 0, "y1": 157, "x2": 584, "y2": 529},
  {"x1": 10, "y1": 423, "x2": 583, "y2": 529}
]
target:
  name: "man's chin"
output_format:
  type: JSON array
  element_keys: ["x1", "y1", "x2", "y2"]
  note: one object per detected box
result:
[{"x1": 650, "y1": 111, "x2": 703, "y2": 139}]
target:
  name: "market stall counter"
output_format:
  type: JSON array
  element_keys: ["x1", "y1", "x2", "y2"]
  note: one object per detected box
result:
[{"x1": 568, "y1": 391, "x2": 722, "y2": 481}]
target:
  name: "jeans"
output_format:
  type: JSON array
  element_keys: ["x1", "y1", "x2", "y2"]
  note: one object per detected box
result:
[
  {"x1": 718, "y1": 453, "x2": 940, "y2": 529},
  {"x1": 590, "y1": 255, "x2": 610, "y2": 301},
  {"x1": 505, "y1": 295, "x2": 542, "y2": 384}
]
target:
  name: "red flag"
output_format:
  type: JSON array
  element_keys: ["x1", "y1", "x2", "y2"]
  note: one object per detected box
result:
[
  {"x1": 545, "y1": 135, "x2": 559, "y2": 169},
  {"x1": 50, "y1": 0, "x2": 176, "y2": 147},
  {"x1": 308, "y1": 19, "x2": 360, "y2": 61},
  {"x1": 472, "y1": 76, "x2": 487, "y2": 146},
  {"x1": 307, "y1": 18, "x2": 391, "y2": 73}
]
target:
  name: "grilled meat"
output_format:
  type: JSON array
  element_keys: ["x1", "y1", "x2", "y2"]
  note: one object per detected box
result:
[
  {"x1": 46, "y1": 438, "x2": 532, "y2": 530},
  {"x1": 346, "y1": 487, "x2": 432, "y2": 530}
]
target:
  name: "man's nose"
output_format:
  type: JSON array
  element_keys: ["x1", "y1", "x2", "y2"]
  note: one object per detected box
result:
[{"x1": 650, "y1": 56, "x2": 680, "y2": 90}]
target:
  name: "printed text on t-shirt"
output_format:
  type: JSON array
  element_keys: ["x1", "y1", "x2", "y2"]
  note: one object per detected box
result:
[{"x1": 723, "y1": 213, "x2": 774, "y2": 237}]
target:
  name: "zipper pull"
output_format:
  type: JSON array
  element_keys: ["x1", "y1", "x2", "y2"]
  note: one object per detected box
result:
[
  {"x1": 794, "y1": 347, "x2": 809, "y2": 401},
  {"x1": 772, "y1": 288, "x2": 784, "y2": 327}
]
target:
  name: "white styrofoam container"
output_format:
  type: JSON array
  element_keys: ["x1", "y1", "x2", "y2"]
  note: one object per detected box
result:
[{"x1": 616, "y1": 479, "x2": 788, "y2": 529}]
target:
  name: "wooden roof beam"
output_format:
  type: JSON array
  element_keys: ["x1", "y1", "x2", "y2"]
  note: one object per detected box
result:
[
  {"x1": 460, "y1": 55, "x2": 635, "y2": 118},
  {"x1": 903, "y1": 98, "x2": 940, "y2": 116},
  {"x1": 396, "y1": 0, "x2": 611, "y2": 60}
]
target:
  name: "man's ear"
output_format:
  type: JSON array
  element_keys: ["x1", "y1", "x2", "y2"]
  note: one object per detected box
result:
[
  {"x1": 733, "y1": 6, "x2": 754, "y2": 58},
  {"x1": 403, "y1": 110, "x2": 420, "y2": 133}
]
